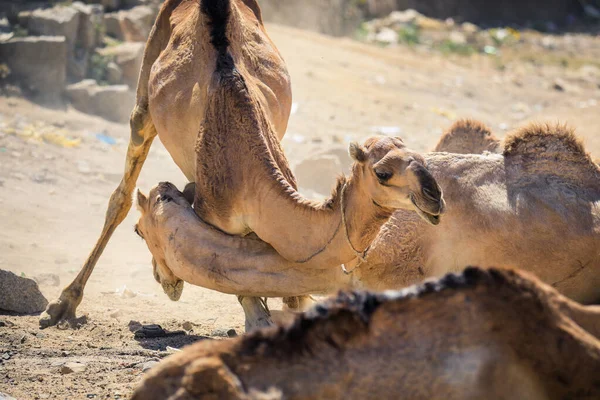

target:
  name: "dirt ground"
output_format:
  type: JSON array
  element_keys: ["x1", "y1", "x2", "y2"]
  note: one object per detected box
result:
[{"x1": 1, "y1": 24, "x2": 600, "y2": 399}]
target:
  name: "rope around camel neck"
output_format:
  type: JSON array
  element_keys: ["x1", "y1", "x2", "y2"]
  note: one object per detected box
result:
[
  {"x1": 340, "y1": 183, "x2": 370, "y2": 275},
  {"x1": 293, "y1": 182, "x2": 369, "y2": 271}
]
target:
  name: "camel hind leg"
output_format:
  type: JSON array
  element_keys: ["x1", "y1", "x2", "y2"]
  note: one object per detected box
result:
[{"x1": 40, "y1": 107, "x2": 157, "y2": 328}]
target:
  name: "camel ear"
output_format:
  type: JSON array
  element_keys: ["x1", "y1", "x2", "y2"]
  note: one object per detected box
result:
[
  {"x1": 349, "y1": 142, "x2": 367, "y2": 163},
  {"x1": 135, "y1": 188, "x2": 148, "y2": 213}
]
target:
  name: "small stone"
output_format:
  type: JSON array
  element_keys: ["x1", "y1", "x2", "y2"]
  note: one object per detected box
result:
[
  {"x1": 553, "y1": 79, "x2": 565, "y2": 92},
  {"x1": 226, "y1": 329, "x2": 237, "y2": 338},
  {"x1": 60, "y1": 362, "x2": 86, "y2": 374},
  {"x1": 181, "y1": 321, "x2": 193, "y2": 331},
  {"x1": 109, "y1": 309, "x2": 123, "y2": 319},
  {"x1": 128, "y1": 320, "x2": 142, "y2": 332},
  {"x1": 141, "y1": 360, "x2": 158, "y2": 372}
]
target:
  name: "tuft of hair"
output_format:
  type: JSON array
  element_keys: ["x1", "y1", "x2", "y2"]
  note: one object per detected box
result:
[
  {"x1": 238, "y1": 267, "x2": 543, "y2": 360},
  {"x1": 504, "y1": 122, "x2": 588, "y2": 160},
  {"x1": 200, "y1": 0, "x2": 233, "y2": 71},
  {"x1": 434, "y1": 119, "x2": 500, "y2": 154}
]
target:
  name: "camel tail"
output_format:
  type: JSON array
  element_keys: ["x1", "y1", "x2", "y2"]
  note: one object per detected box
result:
[{"x1": 201, "y1": 0, "x2": 234, "y2": 73}]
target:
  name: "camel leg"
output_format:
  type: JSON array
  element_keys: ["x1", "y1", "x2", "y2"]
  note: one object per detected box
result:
[
  {"x1": 40, "y1": 105, "x2": 156, "y2": 328},
  {"x1": 238, "y1": 296, "x2": 273, "y2": 332},
  {"x1": 282, "y1": 296, "x2": 317, "y2": 313}
]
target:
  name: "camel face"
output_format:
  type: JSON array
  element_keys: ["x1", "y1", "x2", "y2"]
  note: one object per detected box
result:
[
  {"x1": 350, "y1": 136, "x2": 445, "y2": 225},
  {"x1": 135, "y1": 183, "x2": 186, "y2": 301}
]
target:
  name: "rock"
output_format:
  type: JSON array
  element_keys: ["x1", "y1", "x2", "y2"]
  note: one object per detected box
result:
[
  {"x1": 0, "y1": 392, "x2": 17, "y2": 400},
  {"x1": 294, "y1": 154, "x2": 344, "y2": 196},
  {"x1": 128, "y1": 320, "x2": 142, "y2": 332},
  {"x1": 88, "y1": 0, "x2": 121, "y2": 11},
  {"x1": 449, "y1": 31, "x2": 467, "y2": 45},
  {"x1": 104, "y1": 5, "x2": 155, "y2": 42},
  {"x1": 25, "y1": 6, "x2": 80, "y2": 46},
  {"x1": 181, "y1": 321, "x2": 193, "y2": 331},
  {"x1": 59, "y1": 361, "x2": 86, "y2": 374},
  {"x1": 0, "y1": 36, "x2": 67, "y2": 103},
  {"x1": 71, "y1": 2, "x2": 105, "y2": 50},
  {"x1": 141, "y1": 360, "x2": 158, "y2": 372},
  {"x1": 97, "y1": 42, "x2": 144, "y2": 88},
  {"x1": 66, "y1": 79, "x2": 135, "y2": 122},
  {"x1": 226, "y1": 329, "x2": 238, "y2": 338},
  {"x1": 0, "y1": 269, "x2": 48, "y2": 314},
  {"x1": 374, "y1": 27, "x2": 397, "y2": 45},
  {"x1": 33, "y1": 273, "x2": 60, "y2": 287},
  {"x1": 106, "y1": 62, "x2": 122, "y2": 84}
]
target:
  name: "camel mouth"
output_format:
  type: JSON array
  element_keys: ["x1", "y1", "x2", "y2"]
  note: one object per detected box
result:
[{"x1": 410, "y1": 194, "x2": 441, "y2": 226}]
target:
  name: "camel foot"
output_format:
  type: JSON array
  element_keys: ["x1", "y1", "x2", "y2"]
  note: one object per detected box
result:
[
  {"x1": 238, "y1": 296, "x2": 273, "y2": 332},
  {"x1": 39, "y1": 288, "x2": 85, "y2": 329}
]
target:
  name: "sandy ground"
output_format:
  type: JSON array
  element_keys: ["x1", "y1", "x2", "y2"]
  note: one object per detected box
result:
[{"x1": 1, "y1": 24, "x2": 600, "y2": 399}]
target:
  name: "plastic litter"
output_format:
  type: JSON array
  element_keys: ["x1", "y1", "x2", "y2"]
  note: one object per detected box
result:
[
  {"x1": 95, "y1": 133, "x2": 117, "y2": 145},
  {"x1": 431, "y1": 107, "x2": 457, "y2": 120}
]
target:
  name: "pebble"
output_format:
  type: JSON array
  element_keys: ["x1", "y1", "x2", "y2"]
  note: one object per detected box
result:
[
  {"x1": 59, "y1": 361, "x2": 86, "y2": 374},
  {"x1": 141, "y1": 360, "x2": 159, "y2": 372},
  {"x1": 181, "y1": 321, "x2": 193, "y2": 331},
  {"x1": 226, "y1": 329, "x2": 238, "y2": 338}
]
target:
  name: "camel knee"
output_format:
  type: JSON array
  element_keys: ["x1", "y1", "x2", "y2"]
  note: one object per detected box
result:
[{"x1": 129, "y1": 104, "x2": 156, "y2": 146}]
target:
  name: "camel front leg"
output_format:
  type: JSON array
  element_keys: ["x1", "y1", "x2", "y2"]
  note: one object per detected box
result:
[
  {"x1": 39, "y1": 106, "x2": 156, "y2": 328},
  {"x1": 238, "y1": 296, "x2": 273, "y2": 332}
]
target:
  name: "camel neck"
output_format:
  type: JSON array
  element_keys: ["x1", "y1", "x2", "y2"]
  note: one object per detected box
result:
[{"x1": 341, "y1": 176, "x2": 395, "y2": 259}]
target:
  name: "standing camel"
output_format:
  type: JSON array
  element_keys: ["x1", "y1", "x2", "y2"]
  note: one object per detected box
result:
[{"x1": 40, "y1": 0, "x2": 293, "y2": 328}]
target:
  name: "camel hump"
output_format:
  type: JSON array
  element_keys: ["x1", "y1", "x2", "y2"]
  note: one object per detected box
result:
[
  {"x1": 503, "y1": 123, "x2": 589, "y2": 160},
  {"x1": 434, "y1": 119, "x2": 500, "y2": 154},
  {"x1": 503, "y1": 122, "x2": 599, "y2": 187}
]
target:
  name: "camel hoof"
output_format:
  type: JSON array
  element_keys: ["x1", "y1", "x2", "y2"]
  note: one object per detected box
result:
[{"x1": 39, "y1": 297, "x2": 85, "y2": 329}]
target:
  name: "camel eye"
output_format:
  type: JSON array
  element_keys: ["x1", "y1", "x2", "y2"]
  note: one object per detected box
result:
[
  {"x1": 157, "y1": 194, "x2": 172, "y2": 203},
  {"x1": 375, "y1": 170, "x2": 392, "y2": 182}
]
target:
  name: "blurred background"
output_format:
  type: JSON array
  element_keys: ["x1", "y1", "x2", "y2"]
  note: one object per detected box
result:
[{"x1": 1, "y1": 0, "x2": 599, "y2": 397}]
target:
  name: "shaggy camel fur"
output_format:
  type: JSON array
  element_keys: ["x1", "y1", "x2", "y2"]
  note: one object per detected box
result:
[
  {"x1": 131, "y1": 267, "x2": 600, "y2": 400},
  {"x1": 40, "y1": 0, "x2": 292, "y2": 328},
  {"x1": 434, "y1": 119, "x2": 501, "y2": 154},
  {"x1": 133, "y1": 122, "x2": 600, "y2": 306}
]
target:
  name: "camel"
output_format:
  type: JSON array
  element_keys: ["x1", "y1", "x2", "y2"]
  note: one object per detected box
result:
[
  {"x1": 131, "y1": 122, "x2": 600, "y2": 311},
  {"x1": 131, "y1": 267, "x2": 600, "y2": 400},
  {"x1": 40, "y1": 0, "x2": 445, "y2": 329},
  {"x1": 38, "y1": 0, "x2": 294, "y2": 329}
]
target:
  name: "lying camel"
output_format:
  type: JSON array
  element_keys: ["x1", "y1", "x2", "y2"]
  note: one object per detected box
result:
[
  {"x1": 133, "y1": 122, "x2": 600, "y2": 305},
  {"x1": 39, "y1": 0, "x2": 293, "y2": 328},
  {"x1": 131, "y1": 267, "x2": 600, "y2": 400}
]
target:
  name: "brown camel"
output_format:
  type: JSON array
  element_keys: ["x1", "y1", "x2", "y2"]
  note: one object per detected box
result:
[
  {"x1": 39, "y1": 0, "x2": 293, "y2": 329},
  {"x1": 132, "y1": 122, "x2": 600, "y2": 306},
  {"x1": 40, "y1": 0, "x2": 444, "y2": 329},
  {"x1": 131, "y1": 267, "x2": 600, "y2": 400}
]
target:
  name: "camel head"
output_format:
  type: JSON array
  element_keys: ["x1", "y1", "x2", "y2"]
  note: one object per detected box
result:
[
  {"x1": 349, "y1": 136, "x2": 445, "y2": 225},
  {"x1": 134, "y1": 183, "x2": 186, "y2": 301}
]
